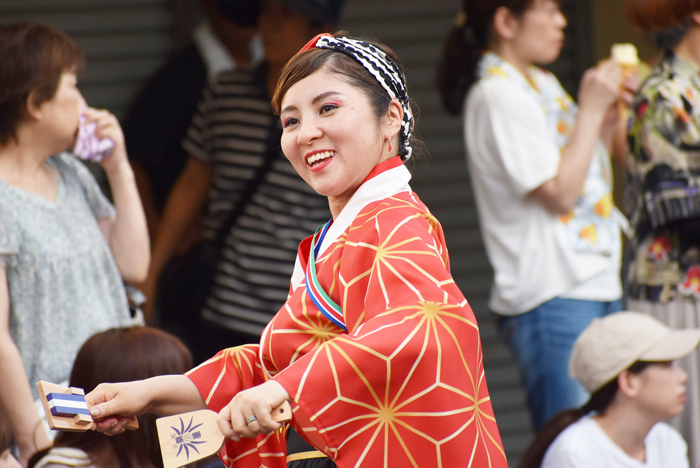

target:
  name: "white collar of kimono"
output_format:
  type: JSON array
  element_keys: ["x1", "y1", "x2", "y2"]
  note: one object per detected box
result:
[{"x1": 289, "y1": 161, "x2": 412, "y2": 290}]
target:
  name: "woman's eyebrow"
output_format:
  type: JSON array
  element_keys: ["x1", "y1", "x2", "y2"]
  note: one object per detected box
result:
[
  {"x1": 312, "y1": 91, "x2": 342, "y2": 105},
  {"x1": 281, "y1": 91, "x2": 343, "y2": 115}
]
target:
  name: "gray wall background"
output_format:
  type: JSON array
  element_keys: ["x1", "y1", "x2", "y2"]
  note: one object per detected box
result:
[{"x1": 0, "y1": 1, "x2": 594, "y2": 465}]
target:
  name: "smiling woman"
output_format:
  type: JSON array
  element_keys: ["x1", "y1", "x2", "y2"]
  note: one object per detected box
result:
[{"x1": 86, "y1": 33, "x2": 508, "y2": 468}]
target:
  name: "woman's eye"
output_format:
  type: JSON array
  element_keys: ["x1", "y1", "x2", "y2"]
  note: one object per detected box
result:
[
  {"x1": 283, "y1": 117, "x2": 298, "y2": 128},
  {"x1": 320, "y1": 104, "x2": 338, "y2": 114}
]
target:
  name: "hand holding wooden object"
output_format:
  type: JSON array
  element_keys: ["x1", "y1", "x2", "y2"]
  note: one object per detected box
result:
[
  {"x1": 156, "y1": 401, "x2": 291, "y2": 468},
  {"x1": 36, "y1": 381, "x2": 138, "y2": 432}
]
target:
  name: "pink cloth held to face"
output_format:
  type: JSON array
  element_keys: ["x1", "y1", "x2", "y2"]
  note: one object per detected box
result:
[{"x1": 73, "y1": 114, "x2": 114, "y2": 162}]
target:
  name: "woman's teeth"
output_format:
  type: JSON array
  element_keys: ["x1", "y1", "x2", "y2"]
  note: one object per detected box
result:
[{"x1": 307, "y1": 151, "x2": 336, "y2": 166}]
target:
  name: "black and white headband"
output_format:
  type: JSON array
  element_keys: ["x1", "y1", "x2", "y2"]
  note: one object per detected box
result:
[{"x1": 301, "y1": 34, "x2": 414, "y2": 160}]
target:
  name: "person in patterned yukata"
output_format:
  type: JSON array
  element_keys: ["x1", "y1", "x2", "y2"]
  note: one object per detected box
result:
[
  {"x1": 438, "y1": 0, "x2": 636, "y2": 432},
  {"x1": 624, "y1": 0, "x2": 700, "y2": 465},
  {"x1": 85, "y1": 34, "x2": 509, "y2": 468}
]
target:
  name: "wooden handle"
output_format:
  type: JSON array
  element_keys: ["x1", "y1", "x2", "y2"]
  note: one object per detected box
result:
[{"x1": 272, "y1": 400, "x2": 292, "y2": 422}]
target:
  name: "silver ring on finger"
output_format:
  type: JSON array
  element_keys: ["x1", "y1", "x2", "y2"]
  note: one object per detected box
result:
[{"x1": 246, "y1": 415, "x2": 257, "y2": 424}]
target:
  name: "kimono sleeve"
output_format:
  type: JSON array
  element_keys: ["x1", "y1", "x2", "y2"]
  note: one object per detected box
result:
[
  {"x1": 185, "y1": 345, "x2": 287, "y2": 468},
  {"x1": 273, "y1": 202, "x2": 507, "y2": 467},
  {"x1": 466, "y1": 78, "x2": 560, "y2": 196}
]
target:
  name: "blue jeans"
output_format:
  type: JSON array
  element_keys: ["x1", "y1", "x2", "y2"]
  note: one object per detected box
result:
[{"x1": 499, "y1": 297, "x2": 622, "y2": 431}]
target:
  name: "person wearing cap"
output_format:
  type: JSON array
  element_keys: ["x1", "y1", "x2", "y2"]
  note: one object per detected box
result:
[
  {"x1": 140, "y1": 0, "x2": 344, "y2": 360},
  {"x1": 84, "y1": 32, "x2": 508, "y2": 468},
  {"x1": 623, "y1": 1, "x2": 700, "y2": 465},
  {"x1": 519, "y1": 311, "x2": 699, "y2": 468}
]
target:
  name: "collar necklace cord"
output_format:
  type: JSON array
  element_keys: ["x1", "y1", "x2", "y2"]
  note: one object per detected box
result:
[{"x1": 300, "y1": 33, "x2": 414, "y2": 161}]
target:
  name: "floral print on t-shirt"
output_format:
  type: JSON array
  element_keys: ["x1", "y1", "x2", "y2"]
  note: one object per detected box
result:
[{"x1": 479, "y1": 53, "x2": 622, "y2": 256}]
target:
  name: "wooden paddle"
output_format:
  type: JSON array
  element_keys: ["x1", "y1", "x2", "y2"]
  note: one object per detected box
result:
[
  {"x1": 156, "y1": 401, "x2": 292, "y2": 468},
  {"x1": 37, "y1": 381, "x2": 139, "y2": 432}
]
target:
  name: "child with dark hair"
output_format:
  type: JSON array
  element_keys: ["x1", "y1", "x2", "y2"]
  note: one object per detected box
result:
[
  {"x1": 623, "y1": 0, "x2": 700, "y2": 465},
  {"x1": 520, "y1": 312, "x2": 699, "y2": 468},
  {"x1": 30, "y1": 327, "x2": 192, "y2": 468}
]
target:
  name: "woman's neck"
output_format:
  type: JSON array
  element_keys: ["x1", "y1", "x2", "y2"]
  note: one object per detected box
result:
[
  {"x1": 489, "y1": 43, "x2": 532, "y2": 79},
  {"x1": 593, "y1": 405, "x2": 657, "y2": 462},
  {"x1": 0, "y1": 137, "x2": 61, "y2": 201},
  {"x1": 0, "y1": 140, "x2": 50, "y2": 182},
  {"x1": 674, "y1": 24, "x2": 700, "y2": 68}
]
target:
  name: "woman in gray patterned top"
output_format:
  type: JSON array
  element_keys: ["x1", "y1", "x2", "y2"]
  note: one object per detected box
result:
[{"x1": 0, "y1": 23, "x2": 149, "y2": 465}]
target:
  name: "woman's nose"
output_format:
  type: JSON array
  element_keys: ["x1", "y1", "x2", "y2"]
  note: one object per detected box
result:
[
  {"x1": 297, "y1": 119, "x2": 323, "y2": 145},
  {"x1": 557, "y1": 11, "x2": 568, "y2": 29}
]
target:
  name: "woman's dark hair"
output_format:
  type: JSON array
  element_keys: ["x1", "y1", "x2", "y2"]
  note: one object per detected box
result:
[
  {"x1": 271, "y1": 33, "x2": 421, "y2": 160},
  {"x1": 518, "y1": 361, "x2": 652, "y2": 468},
  {"x1": 0, "y1": 22, "x2": 84, "y2": 146},
  {"x1": 625, "y1": 0, "x2": 699, "y2": 50},
  {"x1": 437, "y1": 0, "x2": 537, "y2": 116},
  {"x1": 30, "y1": 327, "x2": 192, "y2": 468}
]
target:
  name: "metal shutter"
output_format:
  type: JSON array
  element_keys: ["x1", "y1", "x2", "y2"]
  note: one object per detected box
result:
[
  {"x1": 340, "y1": 1, "x2": 593, "y2": 465},
  {"x1": 0, "y1": 0, "x2": 175, "y2": 120}
]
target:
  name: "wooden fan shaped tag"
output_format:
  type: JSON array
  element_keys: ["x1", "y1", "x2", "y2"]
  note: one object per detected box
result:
[{"x1": 157, "y1": 401, "x2": 291, "y2": 468}]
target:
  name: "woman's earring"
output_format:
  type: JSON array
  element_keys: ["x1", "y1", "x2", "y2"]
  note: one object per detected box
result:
[{"x1": 388, "y1": 140, "x2": 392, "y2": 152}]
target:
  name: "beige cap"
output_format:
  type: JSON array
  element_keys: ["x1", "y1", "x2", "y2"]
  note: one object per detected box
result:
[{"x1": 569, "y1": 312, "x2": 700, "y2": 393}]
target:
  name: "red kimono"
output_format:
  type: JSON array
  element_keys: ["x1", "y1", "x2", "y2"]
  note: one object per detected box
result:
[{"x1": 187, "y1": 158, "x2": 507, "y2": 467}]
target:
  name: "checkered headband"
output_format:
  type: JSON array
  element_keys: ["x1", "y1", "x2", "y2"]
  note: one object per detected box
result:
[{"x1": 301, "y1": 34, "x2": 414, "y2": 160}]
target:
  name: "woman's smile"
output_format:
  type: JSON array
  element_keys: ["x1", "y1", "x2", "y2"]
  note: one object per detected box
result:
[{"x1": 306, "y1": 149, "x2": 336, "y2": 170}]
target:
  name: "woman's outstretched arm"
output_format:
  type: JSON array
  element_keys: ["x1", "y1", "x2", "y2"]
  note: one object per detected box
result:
[{"x1": 87, "y1": 374, "x2": 207, "y2": 435}]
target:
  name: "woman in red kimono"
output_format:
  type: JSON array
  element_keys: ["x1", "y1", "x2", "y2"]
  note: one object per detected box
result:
[{"x1": 87, "y1": 33, "x2": 508, "y2": 468}]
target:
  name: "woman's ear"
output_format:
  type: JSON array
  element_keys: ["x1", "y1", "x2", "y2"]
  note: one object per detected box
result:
[
  {"x1": 384, "y1": 99, "x2": 404, "y2": 139},
  {"x1": 492, "y1": 6, "x2": 519, "y2": 41},
  {"x1": 25, "y1": 91, "x2": 43, "y2": 121},
  {"x1": 617, "y1": 370, "x2": 641, "y2": 398}
]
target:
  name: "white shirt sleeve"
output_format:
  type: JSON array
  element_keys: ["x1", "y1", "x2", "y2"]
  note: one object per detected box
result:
[{"x1": 465, "y1": 78, "x2": 560, "y2": 196}]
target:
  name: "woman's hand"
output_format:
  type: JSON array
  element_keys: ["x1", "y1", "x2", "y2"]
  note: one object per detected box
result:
[
  {"x1": 578, "y1": 59, "x2": 623, "y2": 117},
  {"x1": 81, "y1": 107, "x2": 128, "y2": 176},
  {"x1": 217, "y1": 380, "x2": 290, "y2": 441},
  {"x1": 86, "y1": 381, "x2": 152, "y2": 435}
]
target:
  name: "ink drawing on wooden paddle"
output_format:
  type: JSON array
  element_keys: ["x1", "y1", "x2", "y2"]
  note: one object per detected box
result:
[{"x1": 157, "y1": 401, "x2": 292, "y2": 468}]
